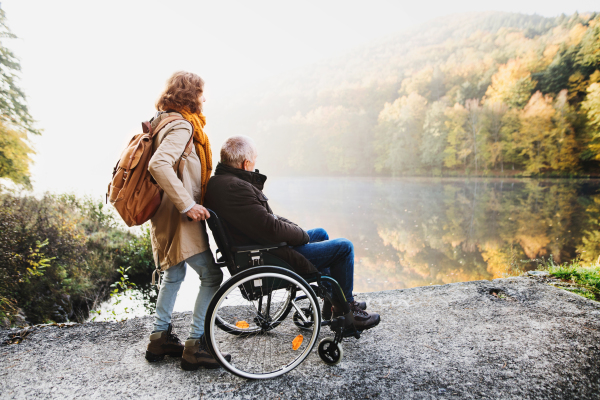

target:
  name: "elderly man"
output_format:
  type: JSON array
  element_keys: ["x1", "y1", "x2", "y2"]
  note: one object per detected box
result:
[{"x1": 204, "y1": 135, "x2": 380, "y2": 330}]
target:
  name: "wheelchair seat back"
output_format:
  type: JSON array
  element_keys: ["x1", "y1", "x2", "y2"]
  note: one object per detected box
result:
[
  {"x1": 205, "y1": 208, "x2": 237, "y2": 271},
  {"x1": 205, "y1": 208, "x2": 298, "y2": 301}
]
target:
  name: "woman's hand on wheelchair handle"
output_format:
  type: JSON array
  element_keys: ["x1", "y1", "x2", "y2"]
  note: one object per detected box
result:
[{"x1": 186, "y1": 204, "x2": 210, "y2": 221}]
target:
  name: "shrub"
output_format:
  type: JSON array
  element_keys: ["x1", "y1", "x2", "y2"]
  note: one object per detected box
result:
[{"x1": 0, "y1": 187, "x2": 155, "y2": 326}]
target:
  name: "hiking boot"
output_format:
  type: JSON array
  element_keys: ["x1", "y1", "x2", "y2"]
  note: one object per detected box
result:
[
  {"x1": 322, "y1": 299, "x2": 367, "y2": 320},
  {"x1": 349, "y1": 301, "x2": 380, "y2": 331},
  {"x1": 145, "y1": 324, "x2": 184, "y2": 362},
  {"x1": 180, "y1": 335, "x2": 231, "y2": 371}
]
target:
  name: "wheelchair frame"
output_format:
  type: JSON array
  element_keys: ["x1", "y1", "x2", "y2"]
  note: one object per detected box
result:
[{"x1": 203, "y1": 208, "x2": 361, "y2": 379}]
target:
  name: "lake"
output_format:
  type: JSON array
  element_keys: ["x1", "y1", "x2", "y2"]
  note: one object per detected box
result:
[{"x1": 91, "y1": 177, "x2": 600, "y2": 320}]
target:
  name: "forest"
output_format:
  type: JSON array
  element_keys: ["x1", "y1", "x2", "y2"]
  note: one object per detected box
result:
[{"x1": 214, "y1": 12, "x2": 600, "y2": 177}]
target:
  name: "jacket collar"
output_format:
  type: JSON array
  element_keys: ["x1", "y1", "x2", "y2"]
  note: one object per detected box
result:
[{"x1": 214, "y1": 162, "x2": 267, "y2": 191}]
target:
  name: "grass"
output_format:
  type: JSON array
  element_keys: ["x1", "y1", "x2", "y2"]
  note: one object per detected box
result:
[{"x1": 538, "y1": 258, "x2": 600, "y2": 302}]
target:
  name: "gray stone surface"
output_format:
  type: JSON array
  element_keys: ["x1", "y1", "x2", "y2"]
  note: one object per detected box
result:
[{"x1": 1, "y1": 276, "x2": 599, "y2": 399}]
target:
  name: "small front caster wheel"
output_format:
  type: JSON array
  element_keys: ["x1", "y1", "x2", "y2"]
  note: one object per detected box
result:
[
  {"x1": 293, "y1": 307, "x2": 314, "y2": 329},
  {"x1": 318, "y1": 337, "x2": 343, "y2": 365}
]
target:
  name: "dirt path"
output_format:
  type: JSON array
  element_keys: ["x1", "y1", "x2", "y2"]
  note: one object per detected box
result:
[{"x1": 1, "y1": 276, "x2": 599, "y2": 399}]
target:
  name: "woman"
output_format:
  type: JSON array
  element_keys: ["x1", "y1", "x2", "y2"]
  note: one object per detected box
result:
[{"x1": 144, "y1": 71, "x2": 228, "y2": 370}]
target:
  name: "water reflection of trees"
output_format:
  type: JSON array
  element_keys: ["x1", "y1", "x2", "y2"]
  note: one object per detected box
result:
[
  {"x1": 267, "y1": 178, "x2": 600, "y2": 293},
  {"x1": 370, "y1": 180, "x2": 595, "y2": 291}
]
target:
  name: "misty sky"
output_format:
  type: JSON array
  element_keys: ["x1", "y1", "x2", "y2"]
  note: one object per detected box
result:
[{"x1": 3, "y1": 0, "x2": 599, "y2": 197}]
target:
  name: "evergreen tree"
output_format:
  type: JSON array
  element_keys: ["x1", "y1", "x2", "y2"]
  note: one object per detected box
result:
[{"x1": 582, "y1": 82, "x2": 600, "y2": 159}]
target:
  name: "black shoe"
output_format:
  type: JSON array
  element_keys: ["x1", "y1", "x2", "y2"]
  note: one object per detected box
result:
[
  {"x1": 349, "y1": 301, "x2": 380, "y2": 331},
  {"x1": 353, "y1": 301, "x2": 367, "y2": 311},
  {"x1": 322, "y1": 299, "x2": 367, "y2": 320}
]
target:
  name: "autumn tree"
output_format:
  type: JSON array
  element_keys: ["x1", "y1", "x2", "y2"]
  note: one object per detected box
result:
[
  {"x1": 420, "y1": 99, "x2": 448, "y2": 171},
  {"x1": 518, "y1": 91, "x2": 555, "y2": 174},
  {"x1": 485, "y1": 59, "x2": 536, "y2": 108},
  {"x1": 443, "y1": 103, "x2": 468, "y2": 170},
  {"x1": 443, "y1": 100, "x2": 487, "y2": 173},
  {"x1": 550, "y1": 90, "x2": 579, "y2": 171},
  {"x1": 483, "y1": 101, "x2": 508, "y2": 171},
  {"x1": 582, "y1": 82, "x2": 600, "y2": 159},
  {"x1": 464, "y1": 99, "x2": 486, "y2": 174},
  {"x1": 0, "y1": 9, "x2": 39, "y2": 187},
  {"x1": 376, "y1": 93, "x2": 428, "y2": 175}
]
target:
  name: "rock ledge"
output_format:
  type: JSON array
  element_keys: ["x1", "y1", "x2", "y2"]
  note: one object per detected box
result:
[{"x1": 1, "y1": 276, "x2": 599, "y2": 399}]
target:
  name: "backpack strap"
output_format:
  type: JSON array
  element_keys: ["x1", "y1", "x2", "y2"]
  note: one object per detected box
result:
[
  {"x1": 146, "y1": 115, "x2": 195, "y2": 179},
  {"x1": 175, "y1": 129, "x2": 195, "y2": 179}
]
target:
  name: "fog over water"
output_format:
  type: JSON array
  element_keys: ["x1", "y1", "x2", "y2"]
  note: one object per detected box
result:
[{"x1": 93, "y1": 177, "x2": 600, "y2": 319}]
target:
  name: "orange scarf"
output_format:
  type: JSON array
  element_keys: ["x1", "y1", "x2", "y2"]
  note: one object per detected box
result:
[{"x1": 177, "y1": 108, "x2": 212, "y2": 204}]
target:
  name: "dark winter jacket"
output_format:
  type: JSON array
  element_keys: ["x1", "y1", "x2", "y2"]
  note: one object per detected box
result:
[{"x1": 204, "y1": 163, "x2": 318, "y2": 275}]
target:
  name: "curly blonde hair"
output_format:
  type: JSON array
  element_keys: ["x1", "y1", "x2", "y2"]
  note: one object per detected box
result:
[{"x1": 156, "y1": 71, "x2": 205, "y2": 113}]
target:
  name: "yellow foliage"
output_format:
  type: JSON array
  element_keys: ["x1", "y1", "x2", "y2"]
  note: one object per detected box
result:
[
  {"x1": 400, "y1": 67, "x2": 434, "y2": 98},
  {"x1": 517, "y1": 91, "x2": 556, "y2": 174},
  {"x1": 543, "y1": 44, "x2": 559, "y2": 62},
  {"x1": 0, "y1": 122, "x2": 34, "y2": 187},
  {"x1": 485, "y1": 59, "x2": 536, "y2": 108},
  {"x1": 568, "y1": 23, "x2": 587, "y2": 46}
]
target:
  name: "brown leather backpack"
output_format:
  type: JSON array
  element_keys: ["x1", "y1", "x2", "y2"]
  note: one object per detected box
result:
[{"x1": 107, "y1": 116, "x2": 194, "y2": 226}]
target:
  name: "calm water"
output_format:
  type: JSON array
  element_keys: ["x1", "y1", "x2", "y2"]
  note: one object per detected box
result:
[{"x1": 92, "y1": 177, "x2": 600, "y2": 320}]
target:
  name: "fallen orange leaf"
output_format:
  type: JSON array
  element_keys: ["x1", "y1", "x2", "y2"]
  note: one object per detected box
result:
[
  {"x1": 236, "y1": 320, "x2": 250, "y2": 329},
  {"x1": 292, "y1": 334, "x2": 304, "y2": 351}
]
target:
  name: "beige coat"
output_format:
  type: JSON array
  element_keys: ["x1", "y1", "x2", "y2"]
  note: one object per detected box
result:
[{"x1": 148, "y1": 111, "x2": 209, "y2": 270}]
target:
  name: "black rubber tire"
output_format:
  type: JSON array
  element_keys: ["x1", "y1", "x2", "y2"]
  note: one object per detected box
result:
[
  {"x1": 293, "y1": 307, "x2": 314, "y2": 329},
  {"x1": 318, "y1": 337, "x2": 343, "y2": 366}
]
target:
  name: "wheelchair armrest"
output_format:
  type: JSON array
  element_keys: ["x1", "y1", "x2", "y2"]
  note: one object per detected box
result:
[{"x1": 231, "y1": 242, "x2": 287, "y2": 253}]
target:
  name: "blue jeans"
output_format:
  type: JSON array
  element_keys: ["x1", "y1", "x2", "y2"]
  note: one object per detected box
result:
[
  {"x1": 292, "y1": 228, "x2": 355, "y2": 303},
  {"x1": 153, "y1": 250, "x2": 223, "y2": 339}
]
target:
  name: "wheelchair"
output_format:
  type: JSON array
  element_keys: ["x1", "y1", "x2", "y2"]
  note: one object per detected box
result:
[{"x1": 203, "y1": 208, "x2": 362, "y2": 379}]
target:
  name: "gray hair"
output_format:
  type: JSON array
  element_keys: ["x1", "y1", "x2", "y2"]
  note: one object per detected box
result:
[{"x1": 220, "y1": 135, "x2": 258, "y2": 168}]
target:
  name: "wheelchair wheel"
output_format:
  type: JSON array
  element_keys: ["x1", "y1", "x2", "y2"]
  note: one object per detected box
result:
[
  {"x1": 215, "y1": 285, "x2": 295, "y2": 335},
  {"x1": 318, "y1": 337, "x2": 343, "y2": 365},
  {"x1": 205, "y1": 266, "x2": 321, "y2": 379},
  {"x1": 292, "y1": 307, "x2": 314, "y2": 329}
]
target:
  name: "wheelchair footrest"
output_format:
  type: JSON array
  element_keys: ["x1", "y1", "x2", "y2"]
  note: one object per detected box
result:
[
  {"x1": 329, "y1": 315, "x2": 361, "y2": 342},
  {"x1": 342, "y1": 327, "x2": 362, "y2": 339}
]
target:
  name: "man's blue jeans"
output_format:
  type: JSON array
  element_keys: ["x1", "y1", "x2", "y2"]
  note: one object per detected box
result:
[
  {"x1": 153, "y1": 250, "x2": 223, "y2": 339},
  {"x1": 292, "y1": 228, "x2": 355, "y2": 303}
]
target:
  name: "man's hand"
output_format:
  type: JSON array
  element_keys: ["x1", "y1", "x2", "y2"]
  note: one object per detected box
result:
[{"x1": 186, "y1": 204, "x2": 210, "y2": 221}]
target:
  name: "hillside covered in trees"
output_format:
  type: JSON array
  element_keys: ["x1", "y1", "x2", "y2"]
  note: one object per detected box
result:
[{"x1": 214, "y1": 12, "x2": 600, "y2": 177}]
